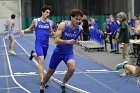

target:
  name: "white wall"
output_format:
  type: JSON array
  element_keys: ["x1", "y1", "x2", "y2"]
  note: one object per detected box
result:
[{"x1": 0, "y1": 0, "x2": 21, "y2": 33}]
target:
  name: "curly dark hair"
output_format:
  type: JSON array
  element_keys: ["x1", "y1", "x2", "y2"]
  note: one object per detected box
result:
[{"x1": 70, "y1": 9, "x2": 84, "y2": 18}]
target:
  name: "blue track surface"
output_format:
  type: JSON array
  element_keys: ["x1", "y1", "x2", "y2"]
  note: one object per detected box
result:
[{"x1": 0, "y1": 33, "x2": 140, "y2": 93}]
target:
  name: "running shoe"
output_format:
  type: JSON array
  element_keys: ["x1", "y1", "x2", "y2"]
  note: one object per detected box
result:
[
  {"x1": 8, "y1": 50, "x2": 17, "y2": 55},
  {"x1": 29, "y1": 50, "x2": 35, "y2": 60},
  {"x1": 116, "y1": 61, "x2": 128, "y2": 70},
  {"x1": 61, "y1": 85, "x2": 67, "y2": 93},
  {"x1": 4, "y1": 36, "x2": 8, "y2": 39},
  {"x1": 40, "y1": 89, "x2": 44, "y2": 93}
]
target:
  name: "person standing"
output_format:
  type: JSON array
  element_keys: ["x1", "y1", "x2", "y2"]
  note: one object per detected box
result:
[
  {"x1": 116, "y1": 12, "x2": 130, "y2": 77},
  {"x1": 20, "y1": 5, "x2": 53, "y2": 86},
  {"x1": 40, "y1": 9, "x2": 84, "y2": 93},
  {"x1": 82, "y1": 15, "x2": 89, "y2": 41},
  {"x1": 105, "y1": 15, "x2": 112, "y2": 51},
  {"x1": 5, "y1": 14, "x2": 17, "y2": 55}
]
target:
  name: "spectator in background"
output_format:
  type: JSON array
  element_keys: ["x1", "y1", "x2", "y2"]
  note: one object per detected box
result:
[
  {"x1": 109, "y1": 16, "x2": 118, "y2": 53},
  {"x1": 82, "y1": 15, "x2": 89, "y2": 41},
  {"x1": 110, "y1": 18, "x2": 121, "y2": 53},
  {"x1": 116, "y1": 12, "x2": 130, "y2": 77},
  {"x1": 128, "y1": 17, "x2": 137, "y2": 55},
  {"x1": 116, "y1": 15, "x2": 140, "y2": 81},
  {"x1": 89, "y1": 17, "x2": 98, "y2": 40},
  {"x1": 104, "y1": 15, "x2": 115, "y2": 52}
]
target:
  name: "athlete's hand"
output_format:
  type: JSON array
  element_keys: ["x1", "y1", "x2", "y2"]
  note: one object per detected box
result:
[
  {"x1": 66, "y1": 39, "x2": 75, "y2": 44},
  {"x1": 20, "y1": 30, "x2": 25, "y2": 37}
]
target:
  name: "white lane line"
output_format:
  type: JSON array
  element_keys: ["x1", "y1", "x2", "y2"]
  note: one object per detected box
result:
[
  {"x1": 0, "y1": 87, "x2": 21, "y2": 90},
  {"x1": 0, "y1": 74, "x2": 38, "y2": 78},
  {"x1": 3, "y1": 40, "x2": 10, "y2": 93},
  {"x1": 86, "y1": 69, "x2": 108, "y2": 72},
  {"x1": 15, "y1": 39, "x2": 90, "y2": 93},
  {"x1": 0, "y1": 70, "x2": 119, "y2": 78},
  {"x1": 54, "y1": 70, "x2": 119, "y2": 75},
  {"x1": 3, "y1": 39, "x2": 31, "y2": 93},
  {"x1": 14, "y1": 72, "x2": 36, "y2": 75}
]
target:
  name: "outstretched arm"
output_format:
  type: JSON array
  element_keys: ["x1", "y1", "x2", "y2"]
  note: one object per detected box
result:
[{"x1": 20, "y1": 19, "x2": 36, "y2": 36}]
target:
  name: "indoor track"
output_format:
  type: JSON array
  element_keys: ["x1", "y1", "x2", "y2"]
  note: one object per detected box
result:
[{"x1": 0, "y1": 33, "x2": 140, "y2": 93}]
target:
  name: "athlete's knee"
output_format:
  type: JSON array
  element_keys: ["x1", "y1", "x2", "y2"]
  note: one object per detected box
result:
[
  {"x1": 68, "y1": 62, "x2": 75, "y2": 72},
  {"x1": 38, "y1": 57, "x2": 45, "y2": 64}
]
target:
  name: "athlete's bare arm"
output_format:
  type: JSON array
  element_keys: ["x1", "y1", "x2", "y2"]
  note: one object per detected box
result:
[
  {"x1": 20, "y1": 19, "x2": 36, "y2": 36},
  {"x1": 49, "y1": 20, "x2": 55, "y2": 35},
  {"x1": 54, "y1": 21, "x2": 75, "y2": 44}
]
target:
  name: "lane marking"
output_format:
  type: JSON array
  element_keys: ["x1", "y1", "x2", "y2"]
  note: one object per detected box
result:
[
  {"x1": 14, "y1": 72, "x2": 36, "y2": 75},
  {"x1": 86, "y1": 69, "x2": 108, "y2": 72},
  {"x1": 3, "y1": 39, "x2": 10, "y2": 93},
  {"x1": 54, "y1": 70, "x2": 119, "y2": 75},
  {"x1": 3, "y1": 39, "x2": 31, "y2": 93},
  {"x1": 0, "y1": 87, "x2": 21, "y2": 90},
  {"x1": 0, "y1": 69, "x2": 119, "y2": 78},
  {"x1": 0, "y1": 74, "x2": 38, "y2": 78}
]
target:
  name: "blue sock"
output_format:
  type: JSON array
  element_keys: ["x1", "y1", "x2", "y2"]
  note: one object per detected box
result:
[
  {"x1": 114, "y1": 42, "x2": 118, "y2": 50},
  {"x1": 112, "y1": 43, "x2": 115, "y2": 50}
]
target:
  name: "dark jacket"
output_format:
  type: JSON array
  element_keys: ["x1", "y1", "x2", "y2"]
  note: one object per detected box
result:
[{"x1": 118, "y1": 21, "x2": 130, "y2": 44}]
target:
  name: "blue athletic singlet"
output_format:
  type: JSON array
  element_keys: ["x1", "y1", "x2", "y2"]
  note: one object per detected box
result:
[
  {"x1": 34, "y1": 18, "x2": 51, "y2": 57},
  {"x1": 5, "y1": 20, "x2": 10, "y2": 31},
  {"x1": 49, "y1": 21, "x2": 82, "y2": 69},
  {"x1": 5, "y1": 19, "x2": 15, "y2": 36},
  {"x1": 54, "y1": 21, "x2": 80, "y2": 54}
]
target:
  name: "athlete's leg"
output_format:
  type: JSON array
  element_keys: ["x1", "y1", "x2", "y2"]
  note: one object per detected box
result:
[
  {"x1": 62, "y1": 59, "x2": 75, "y2": 86},
  {"x1": 116, "y1": 60, "x2": 140, "y2": 76},
  {"x1": 37, "y1": 56, "x2": 45, "y2": 82},
  {"x1": 8, "y1": 36, "x2": 16, "y2": 55},
  {"x1": 9, "y1": 36, "x2": 15, "y2": 50},
  {"x1": 40, "y1": 64, "x2": 55, "y2": 91},
  {"x1": 35, "y1": 44, "x2": 46, "y2": 82},
  {"x1": 124, "y1": 64, "x2": 140, "y2": 76},
  {"x1": 39, "y1": 46, "x2": 49, "y2": 82},
  {"x1": 41, "y1": 52, "x2": 63, "y2": 88},
  {"x1": 60, "y1": 58, "x2": 75, "y2": 93},
  {"x1": 42, "y1": 68, "x2": 55, "y2": 88}
]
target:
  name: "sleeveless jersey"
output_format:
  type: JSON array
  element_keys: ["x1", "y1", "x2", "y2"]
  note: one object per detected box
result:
[
  {"x1": 35, "y1": 18, "x2": 51, "y2": 45},
  {"x1": 54, "y1": 21, "x2": 81, "y2": 54},
  {"x1": 5, "y1": 19, "x2": 15, "y2": 31}
]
